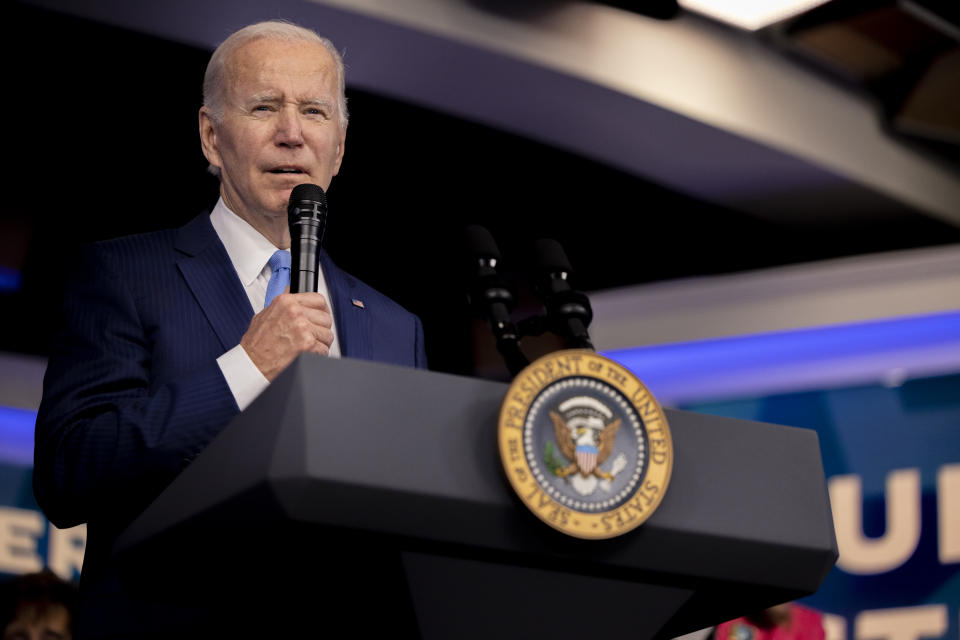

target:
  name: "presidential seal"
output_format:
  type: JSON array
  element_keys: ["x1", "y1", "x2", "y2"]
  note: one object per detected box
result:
[{"x1": 498, "y1": 350, "x2": 673, "y2": 539}]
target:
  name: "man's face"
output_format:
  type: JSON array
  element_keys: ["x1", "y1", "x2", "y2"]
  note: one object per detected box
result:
[{"x1": 200, "y1": 37, "x2": 346, "y2": 228}]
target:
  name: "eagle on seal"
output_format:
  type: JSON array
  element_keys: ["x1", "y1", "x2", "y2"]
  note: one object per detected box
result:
[{"x1": 549, "y1": 410, "x2": 621, "y2": 480}]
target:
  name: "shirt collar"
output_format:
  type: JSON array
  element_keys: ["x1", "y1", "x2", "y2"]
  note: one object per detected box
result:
[{"x1": 209, "y1": 197, "x2": 281, "y2": 286}]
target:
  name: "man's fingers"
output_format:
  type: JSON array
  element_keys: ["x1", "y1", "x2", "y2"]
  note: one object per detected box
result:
[
  {"x1": 312, "y1": 327, "x2": 335, "y2": 351},
  {"x1": 241, "y1": 289, "x2": 336, "y2": 380},
  {"x1": 275, "y1": 303, "x2": 334, "y2": 346},
  {"x1": 269, "y1": 291, "x2": 326, "y2": 309},
  {"x1": 266, "y1": 292, "x2": 329, "y2": 315},
  {"x1": 288, "y1": 292, "x2": 329, "y2": 310},
  {"x1": 267, "y1": 294, "x2": 331, "y2": 328},
  {"x1": 300, "y1": 307, "x2": 333, "y2": 328}
]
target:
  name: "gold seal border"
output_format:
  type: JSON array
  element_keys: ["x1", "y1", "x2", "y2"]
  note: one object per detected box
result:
[{"x1": 498, "y1": 349, "x2": 674, "y2": 539}]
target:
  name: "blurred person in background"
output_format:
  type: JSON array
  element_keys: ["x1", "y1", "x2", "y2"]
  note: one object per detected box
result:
[
  {"x1": 0, "y1": 570, "x2": 77, "y2": 640},
  {"x1": 713, "y1": 602, "x2": 825, "y2": 640}
]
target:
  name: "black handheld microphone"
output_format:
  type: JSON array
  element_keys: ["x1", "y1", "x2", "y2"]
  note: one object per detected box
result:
[
  {"x1": 533, "y1": 238, "x2": 594, "y2": 350},
  {"x1": 465, "y1": 225, "x2": 528, "y2": 376},
  {"x1": 287, "y1": 184, "x2": 328, "y2": 294}
]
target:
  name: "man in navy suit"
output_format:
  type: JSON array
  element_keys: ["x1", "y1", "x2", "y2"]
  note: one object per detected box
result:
[{"x1": 34, "y1": 20, "x2": 426, "y2": 635}]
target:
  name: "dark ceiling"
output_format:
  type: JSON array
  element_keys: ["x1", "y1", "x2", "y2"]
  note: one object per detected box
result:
[{"x1": 4, "y1": 1, "x2": 959, "y2": 376}]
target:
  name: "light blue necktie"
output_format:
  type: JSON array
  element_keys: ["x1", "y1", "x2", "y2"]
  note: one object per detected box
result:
[{"x1": 264, "y1": 249, "x2": 291, "y2": 308}]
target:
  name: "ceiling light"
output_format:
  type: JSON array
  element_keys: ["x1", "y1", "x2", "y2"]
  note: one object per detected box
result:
[{"x1": 679, "y1": 0, "x2": 833, "y2": 30}]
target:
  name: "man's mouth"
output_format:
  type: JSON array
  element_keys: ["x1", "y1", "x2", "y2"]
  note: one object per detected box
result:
[{"x1": 268, "y1": 166, "x2": 306, "y2": 175}]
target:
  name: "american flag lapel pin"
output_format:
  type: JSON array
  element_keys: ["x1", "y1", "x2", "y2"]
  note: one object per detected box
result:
[{"x1": 352, "y1": 298, "x2": 365, "y2": 309}]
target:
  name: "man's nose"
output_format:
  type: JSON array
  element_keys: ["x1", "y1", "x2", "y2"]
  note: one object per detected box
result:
[{"x1": 275, "y1": 106, "x2": 304, "y2": 147}]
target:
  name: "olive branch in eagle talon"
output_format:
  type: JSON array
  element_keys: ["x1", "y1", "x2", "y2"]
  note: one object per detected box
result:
[{"x1": 549, "y1": 410, "x2": 621, "y2": 480}]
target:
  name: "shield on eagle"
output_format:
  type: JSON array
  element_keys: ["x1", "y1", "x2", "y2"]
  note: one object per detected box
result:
[{"x1": 576, "y1": 444, "x2": 599, "y2": 474}]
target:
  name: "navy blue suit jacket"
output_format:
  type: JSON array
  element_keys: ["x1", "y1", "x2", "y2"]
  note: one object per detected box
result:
[{"x1": 34, "y1": 213, "x2": 426, "y2": 610}]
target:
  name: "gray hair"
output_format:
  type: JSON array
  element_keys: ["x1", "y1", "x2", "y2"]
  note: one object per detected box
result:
[{"x1": 203, "y1": 19, "x2": 349, "y2": 127}]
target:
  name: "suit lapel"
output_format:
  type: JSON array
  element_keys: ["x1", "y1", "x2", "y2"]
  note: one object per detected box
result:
[
  {"x1": 322, "y1": 252, "x2": 371, "y2": 360},
  {"x1": 175, "y1": 214, "x2": 253, "y2": 351}
]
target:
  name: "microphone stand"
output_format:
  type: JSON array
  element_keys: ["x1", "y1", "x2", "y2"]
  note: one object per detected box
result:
[
  {"x1": 465, "y1": 226, "x2": 529, "y2": 377},
  {"x1": 465, "y1": 229, "x2": 596, "y2": 378}
]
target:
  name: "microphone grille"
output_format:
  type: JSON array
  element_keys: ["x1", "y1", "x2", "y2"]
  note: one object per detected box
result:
[
  {"x1": 465, "y1": 225, "x2": 501, "y2": 261},
  {"x1": 290, "y1": 183, "x2": 327, "y2": 206},
  {"x1": 534, "y1": 238, "x2": 572, "y2": 273}
]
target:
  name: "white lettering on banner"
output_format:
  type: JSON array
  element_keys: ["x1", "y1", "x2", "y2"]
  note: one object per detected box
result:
[
  {"x1": 937, "y1": 464, "x2": 959, "y2": 564},
  {"x1": 0, "y1": 507, "x2": 86, "y2": 578},
  {"x1": 48, "y1": 523, "x2": 86, "y2": 581},
  {"x1": 831, "y1": 469, "x2": 921, "y2": 574},
  {"x1": 824, "y1": 613, "x2": 847, "y2": 640},
  {"x1": 0, "y1": 507, "x2": 44, "y2": 574},
  {"x1": 855, "y1": 605, "x2": 947, "y2": 640}
]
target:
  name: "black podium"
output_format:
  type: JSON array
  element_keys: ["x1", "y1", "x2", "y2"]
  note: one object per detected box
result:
[{"x1": 115, "y1": 355, "x2": 837, "y2": 638}]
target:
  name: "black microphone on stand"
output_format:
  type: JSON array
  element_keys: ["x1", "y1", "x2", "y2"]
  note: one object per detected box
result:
[
  {"x1": 287, "y1": 184, "x2": 328, "y2": 294},
  {"x1": 533, "y1": 238, "x2": 594, "y2": 350},
  {"x1": 465, "y1": 225, "x2": 529, "y2": 376}
]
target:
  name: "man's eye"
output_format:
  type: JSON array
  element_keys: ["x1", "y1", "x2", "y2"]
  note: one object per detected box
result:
[{"x1": 253, "y1": 105, "x2": 273, "y2": 112}]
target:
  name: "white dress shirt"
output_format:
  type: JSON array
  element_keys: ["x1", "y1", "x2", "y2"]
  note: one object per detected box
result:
[{"x1": 211, "y1": 197, "x2": 339, "y2": 410}]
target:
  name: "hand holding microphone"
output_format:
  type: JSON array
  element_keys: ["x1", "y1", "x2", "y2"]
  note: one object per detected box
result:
[{"x1": 241, "y1": 184, "x2": 334, "y2": 380}]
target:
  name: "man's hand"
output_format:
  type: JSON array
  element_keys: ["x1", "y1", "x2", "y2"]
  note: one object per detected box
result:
[{"x1": 240, "y1": 292, "x2": 334, "y2": 381}]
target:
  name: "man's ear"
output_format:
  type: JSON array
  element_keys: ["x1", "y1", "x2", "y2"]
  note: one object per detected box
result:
[
  {"x1": 332, "y1": 128, "x2": 346, "y2": 177},
  {"x1": 198, "y1": 106, "x2": 223, "y2": 170}
]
